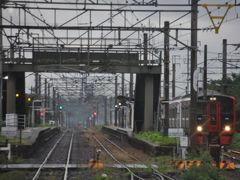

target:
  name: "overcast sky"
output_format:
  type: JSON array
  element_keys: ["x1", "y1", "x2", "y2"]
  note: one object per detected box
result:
[{"x1": 2, "y1": 0, "x2": 240, "y2": 97}]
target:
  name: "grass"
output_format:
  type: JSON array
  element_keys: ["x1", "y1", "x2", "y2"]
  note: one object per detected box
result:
[
  {"x1": 134, "y1": 131, "x2": 177, "y2": 146},
  {"x1": 230, "y1": 132, "x2": 240, "y2": 149},
  {"x1": 0, "y1": 170, "x2": 32, "y2": 180},
  {"x1": 0, "y1": 134, "x2": 29, "y2": 145},
  {"x1": 150, "y1": 155, "x2": 178, "y2": 173}
]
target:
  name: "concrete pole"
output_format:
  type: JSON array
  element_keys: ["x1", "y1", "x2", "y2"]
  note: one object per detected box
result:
[
  {"x1": 38, "y1": 75, "x2": 41, "y2": 98},
  {"x1": 47, "y1": 83, "x2": 50, "y2": 107},
  {"x1": 31, "y1": 100, "x2": 35, "y2": 127},
  {"x1": 104, "y1": 97, "x2": 107, "y2": 125},
  {"x1": 163, "y1": 21, "x2": 170, "y2": 136},
  {"x1": 129, "y1": 73, "x2": 133, "y2": 99},
  {"x1": 157, "y1": 51, "x2": 162, "y2": 131},
  {"x1": 172, "y1": 63, "x2": 176, "y2": 99},
  {"x1": 203, "y1": 45, "x2": 207, "y2": 100},
  {"x1": 189, "y1": 0, "x2": 198, "y2": 148},
  {"x1": 222, "y1": 39, "x2": 227, "y2": 94},
  {"x1": 0, "y1": 4, "x2": 3, "y2": 119},
  {"x1": 53, "y1": 87, "x2": 56, "y2": 121},
  {"x1": 114, "y1": 75, "x2": 118, "y2": 126},
  {"x1": 109, "y1": 97, "x2": 112, "y2": 125},
  {"x1": 144, "y1": 33, "x2": 148, "y2": 65},
  {"x1": 35, "y1": 73, "x2": 38, "y2": 98},
  {"x1": 44, "y1": 78, "x2": 47, "y2": 108},
  {"x1": 121, "y1": 73, "x2": 124, "y2": 127},
  {"x1": 121, "y1": 73, "x2": 124, "y2": 96},
  {"x1": 186, "y1": 47, "x2": 190, "y2": 94}
]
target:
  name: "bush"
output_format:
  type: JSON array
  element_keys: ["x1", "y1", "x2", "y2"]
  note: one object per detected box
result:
[
  {"x1": 180, "y1": 151, "x2": 225, "y2": 180},
  {"x1": 0, "y1": 118, "x2": 5, "y2": 130},
  {"x1": 230, "y1": 133, "x2": 240, "y2": 149},
  {"x1": 135, "y1": 131, "x2": 177, "y2": 146}
]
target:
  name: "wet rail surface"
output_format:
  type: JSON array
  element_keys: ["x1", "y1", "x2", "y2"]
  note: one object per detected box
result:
[
  {"x1": 93, "y1": 135, "x2": 176, "y2": 180},
  {"x1": 31, "y1": 129, "x2": 96, "y2": 180},
  {"x1": 1, "y1": 128, "x2": 178, "y2": 179}
]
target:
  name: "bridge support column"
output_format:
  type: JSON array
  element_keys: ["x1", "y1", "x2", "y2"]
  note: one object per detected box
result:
[
  {"x1": 134, "y1": 74, "x2": 160, "y2": 132},
  {"x1": 6, "y1": 73, "x2": 16, "y2": 114},
  {"x1": 144, "y1": 75, "x2": 154, "y2": 131}
]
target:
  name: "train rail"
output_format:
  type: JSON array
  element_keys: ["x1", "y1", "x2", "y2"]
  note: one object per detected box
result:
[
  {"x1": 224, "y1": 149, "x2": 240, "y2": 163},
  {"x1": 32, "y1": 130, "x2": 73, "y2": 180},
  {"x1": 94, "y1": 135, "x2": 175, "y2": 180},
  {"x1": 103, "y1": 136, "x2": 175, "y2": 180}
]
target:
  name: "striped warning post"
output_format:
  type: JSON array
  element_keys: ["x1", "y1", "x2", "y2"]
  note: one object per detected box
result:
[{"x1": 175, "y1": 160, "x2": 236, "y2": 170}]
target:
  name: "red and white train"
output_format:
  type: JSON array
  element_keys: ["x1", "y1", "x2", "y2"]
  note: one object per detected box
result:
[{"x1": 169, "y1": 90, "x2": 237, "y2": 146}]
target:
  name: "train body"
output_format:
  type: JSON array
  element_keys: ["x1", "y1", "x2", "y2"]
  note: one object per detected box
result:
[{"x1": 169, "y1": 90, "x2": 237, "y2": 146}]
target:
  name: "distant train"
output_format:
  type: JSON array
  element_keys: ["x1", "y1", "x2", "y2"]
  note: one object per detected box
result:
[{"x1": 168, "y1": 90, "x2": 237, "y2": 146}]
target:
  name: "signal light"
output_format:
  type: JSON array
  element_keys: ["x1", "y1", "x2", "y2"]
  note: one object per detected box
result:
[
  {"x1": 40, "y1": 110, "x2": 45, "y2": 119},
  {"x1": 27, "y1": 97, "x2": 32, "y2": 102},
  {"x1": 58, "y1": 105, "x2": 64, "y2": 111},
  {"x1": 92, "y1": 111, "x2": 97, "y2": 117},
  {"x1": 16, "y1": 93, "x2": 20, "y2": 98}
]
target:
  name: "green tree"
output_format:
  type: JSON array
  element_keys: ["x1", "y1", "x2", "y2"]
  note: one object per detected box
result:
[{"x1": 0, "y1": 118, "x2": 5, "y2": 131}]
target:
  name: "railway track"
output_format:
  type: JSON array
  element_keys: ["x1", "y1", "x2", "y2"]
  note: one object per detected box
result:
[
  {"x1": 32, "y1": 130, "x2": 73, "y2": 180},
  {"x1": 1, "y1": 128, "x2": 178, "y2": 179},
  {"x1": 224, "y1": 149, "x2": 240, "y2": 163},
  {"x1": 30, "y1": 129, "x2": 97, "y2": 179},
  {"x1": 93, "y1": 135, "x2": 176, "y2": 180}
]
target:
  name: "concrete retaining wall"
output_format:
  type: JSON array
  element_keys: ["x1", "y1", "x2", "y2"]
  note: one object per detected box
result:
[
  {"x1": 102, "y1": 126, "x2": 176, "y2": 156},
  {"x1": 11, "y1": 128, "x2": 60, "y2": 158}
]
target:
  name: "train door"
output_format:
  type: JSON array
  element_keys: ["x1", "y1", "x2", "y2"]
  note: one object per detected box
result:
[{"x1": 207, "y1": 102, "x2": 221, "y2": 133}]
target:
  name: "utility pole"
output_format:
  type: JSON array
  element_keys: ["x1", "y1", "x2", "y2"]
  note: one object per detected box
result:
[
  {"x1": 109, "y1": 97, "x2": 112, "y2": 125},
  {"x1": 222, "y1": 39, "x2": 227, "y2": 94},
  {"x1": 203, "y1": 45, "x2": 207, "y2": 100},
  {"x1": 121, "y1": 73, "x2": 124, "y2": 127},
  {"x1": 35, "y1": 73, "x2": 38, "y2": 98},
  {"x1": 129, "y1": 73, "x2": 133, "y2": 99},
  {"x1": 47, "y1": 83, "x2": 50, "y2": 108},
  {"x1": 157, "y1": 51, "x2": 162, "y2": 131},
  {"x1": 44, "y1": 78, "x2": 47, "y2": 108},
  {"x1": 121, "y1": 73, "x2": 124, "y2": 96},
  {"x1": 186, "y1": 46, "x2": 190, "y2": 94},
  {"x1": 163, "y1": 21, "x2": 170, "y2": 136},
  {"x1": 0, "y1": 3, "x2": 3, "y2": 119},
  {"x1": 38, "y1": 75, "x2": 41, "y2": 98},
  {"x1": 144, "y1": 33, "x2": 148, "y2": 65},
  {"x1": 104, "y1": 97, "x2": 107, "y2": 125},
  {"x1": 172, "y1": 63, "x2": 176, "y2": 99},
  {"x1": 114, "y1": 75, "x2": 118, "y2": 126},
  {"x1": 189, "y1": 0, "x2": 198, "y2": 148},
  {"x1": 53, "y1": 87, "x2": 56, "y2": 121}
]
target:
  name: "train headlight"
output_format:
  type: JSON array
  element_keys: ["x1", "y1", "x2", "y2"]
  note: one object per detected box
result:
[
  {"x1": 210, "y1": 96, "x2": 216, "y2": 101},
  {"x1": 224, "y1": 125, "x2": 231, "y2": 132},
  {"x1": 197, "y1": 126, "x2": 203, "y2": 132}
]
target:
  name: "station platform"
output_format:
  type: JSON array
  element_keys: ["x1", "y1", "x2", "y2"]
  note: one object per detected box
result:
[
  {"x1": 0, "y1": 127, "x2": 60, "y2": 158},
  {"x1": 102, "y1": 126, "x2": 175, "y2": 156},
  {"x1": 1, "y1": 127, "x2": 60, "y2": 145},
  {"x1": 103, "y1": 125, "x2": 133, "y2": 137}
]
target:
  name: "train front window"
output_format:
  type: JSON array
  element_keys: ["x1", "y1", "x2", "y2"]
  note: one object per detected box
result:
[
  {"x1": 221, "y1": 100, "x2": 233, "y2": 122},
  {"x1": 210, "y1": 104, "x2": 216, "y2": 125}
]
